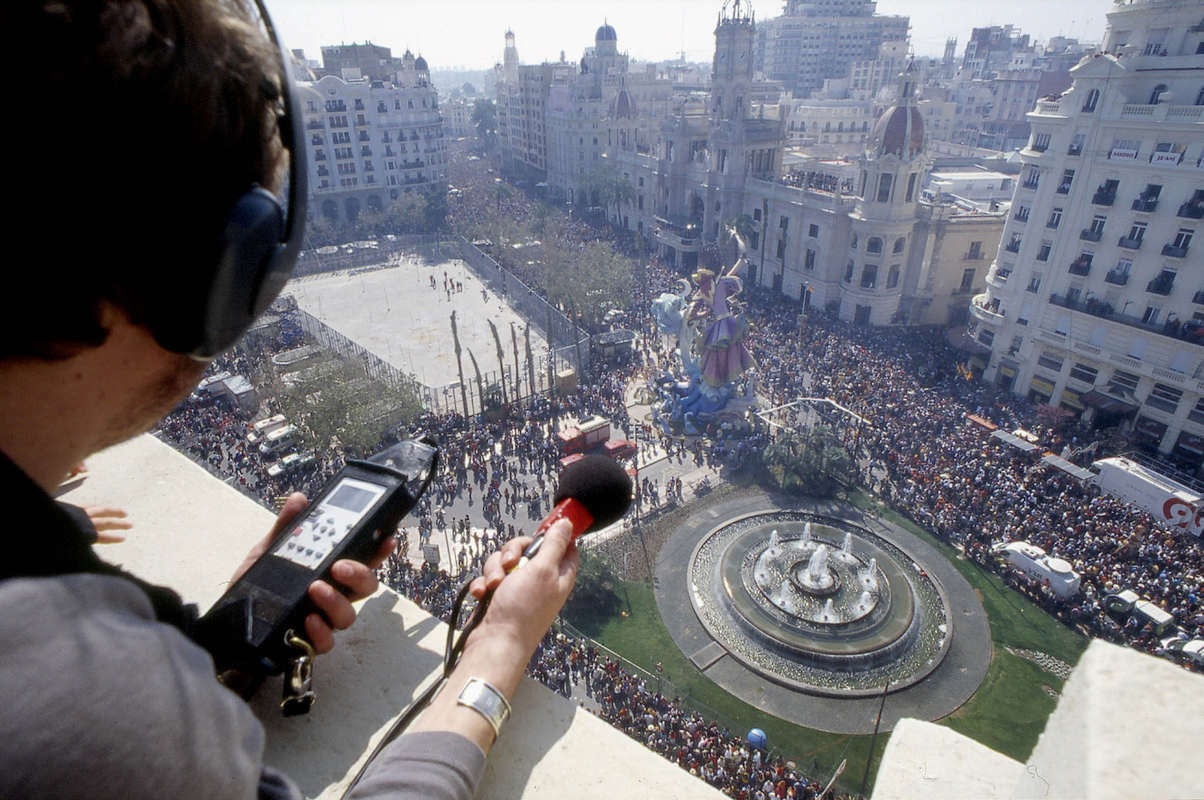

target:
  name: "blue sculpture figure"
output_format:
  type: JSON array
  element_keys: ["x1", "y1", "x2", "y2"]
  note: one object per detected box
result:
[{"x1": 648, "y1": 226, "x2": 757, "y2": 428}]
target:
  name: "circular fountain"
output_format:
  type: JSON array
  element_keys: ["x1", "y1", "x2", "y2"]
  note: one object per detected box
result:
[{"x1": 688, "y1": 511, "x2": 953, "y2": 696}]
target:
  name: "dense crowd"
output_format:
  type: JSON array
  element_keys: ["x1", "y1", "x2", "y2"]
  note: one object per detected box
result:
[{"x1": 146, "y1": 148, "x2": 1204, "y2": 797}]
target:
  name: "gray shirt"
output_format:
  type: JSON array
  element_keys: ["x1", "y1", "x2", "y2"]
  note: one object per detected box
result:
[{"x1": 0, "y1": 573, "x2": 486, "y2": 799}]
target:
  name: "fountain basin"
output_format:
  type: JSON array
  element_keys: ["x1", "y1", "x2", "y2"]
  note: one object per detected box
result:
[{"x1": 691, "y1": 511, "x2": 952, "y2": 697}]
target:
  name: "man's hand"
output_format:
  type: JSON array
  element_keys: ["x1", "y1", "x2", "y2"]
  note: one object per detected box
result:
[
  {"x1": 84, "y1": 506, "x2": 133, "y2": 544},
  {"x1": 231, "y1": 492, "x2": 396, "y2": 654}
]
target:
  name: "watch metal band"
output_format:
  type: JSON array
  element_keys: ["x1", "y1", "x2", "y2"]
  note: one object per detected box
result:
[{"x1": 456, "y1": 677, "x2": 511, "y2": 738}]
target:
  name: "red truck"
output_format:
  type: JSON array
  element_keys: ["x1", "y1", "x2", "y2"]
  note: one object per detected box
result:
[{"x1": 556, "y1": 415, "x2": 612, "y2": 455}]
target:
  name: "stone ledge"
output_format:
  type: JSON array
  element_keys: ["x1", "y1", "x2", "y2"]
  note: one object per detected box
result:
[
  {"x1": 65, "y1": 434, "x2": 724, "y2": 799},
  {"x1": 871, "y1": 719, "x2": 1024, "y2": 800}
]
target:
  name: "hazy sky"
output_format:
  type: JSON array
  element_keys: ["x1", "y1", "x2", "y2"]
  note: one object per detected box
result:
[{"x1": 266, "y1": 0, "x2": 1109, "y2": 72}]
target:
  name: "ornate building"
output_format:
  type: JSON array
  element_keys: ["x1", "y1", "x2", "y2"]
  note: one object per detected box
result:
[
  {"x1": 606, "y1": 3, "x2": 1004, "y2": 327},
  {"x1": 298, "y1": 50, "x2": 447, "y2": 224}
]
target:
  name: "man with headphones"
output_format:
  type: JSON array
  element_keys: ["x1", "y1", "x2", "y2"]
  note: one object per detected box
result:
[{"x1": 0, "y1": 1, "x2": 580, "y2": 797}]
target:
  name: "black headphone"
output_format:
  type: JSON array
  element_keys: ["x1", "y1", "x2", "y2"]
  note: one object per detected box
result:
[{"x1": 155, "y1": 0, "x2": 308, "y2": 360}]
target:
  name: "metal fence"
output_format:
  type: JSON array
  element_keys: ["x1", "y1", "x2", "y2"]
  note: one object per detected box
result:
[{"x1": 554, "y1": 618, "x2": 853, "y2": 792}]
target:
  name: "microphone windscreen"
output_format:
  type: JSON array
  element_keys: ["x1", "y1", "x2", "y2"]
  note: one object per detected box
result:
[{"x1": 555, "y1": 454, "x2": 634, "y2": 533}]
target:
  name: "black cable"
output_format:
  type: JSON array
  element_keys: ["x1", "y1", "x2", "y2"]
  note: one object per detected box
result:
[{"x1": 341, "y1": 575, "x2": 490, "y2": 797}]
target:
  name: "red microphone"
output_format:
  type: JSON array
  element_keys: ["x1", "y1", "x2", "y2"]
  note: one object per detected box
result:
[{"x1": 510, "y1": 455, "x2": 633, "y2": 569}]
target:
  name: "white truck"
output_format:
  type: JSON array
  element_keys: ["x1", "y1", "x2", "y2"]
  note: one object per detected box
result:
[
  {"x1": 1091, "y1": 457, "x2": 1204, "y2": 537},
  {"x1": 992, "y1": 541, "x2": 1082, "y2": 599}
]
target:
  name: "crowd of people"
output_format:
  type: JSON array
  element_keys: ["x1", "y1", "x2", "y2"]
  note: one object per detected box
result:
[{"x1": 145, "y1": 146, "x2": 1204, "y2": 797}]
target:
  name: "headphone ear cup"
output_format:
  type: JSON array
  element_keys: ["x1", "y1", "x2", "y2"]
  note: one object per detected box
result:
[{"x1": 190, "y1": 187, "x2": 286, "y2": 358}]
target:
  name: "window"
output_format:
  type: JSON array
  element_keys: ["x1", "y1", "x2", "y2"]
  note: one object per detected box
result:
[
  {"x1": 1038, "y1": 351, "x2": 1064, "y2": 372},
  {"x1": 1150, "y1": 84, "x2": 1168, "y2": 105},
  {"x1": 1110, "y1": 138, "x2": 1140, "y2": 160},
  {"x1": 780, "y1": 216, "x2": 789, "y2": 231},
  {"x1": 1057, "y1": 169, "x2": 1075, "y2": 193},
  {"x1": 844, "y1": 260, "x2": 854, "y2": 283},
  {"x1": 776, "y1": 238, "x2": 787, "y2": 259},
  {"x1": 804, "y1": 249, "x2": 816, "y2": 270},
  {"x1": 861, "y1": 264, "x2": 878, "y2": 289},
  {"x1": 1027, "y1": 273, "x2": 1042, "y2": 293},
  {"x1": 887, "y1": 265, "x2": 900, "y2": 289},
  {"x1": 1036, "y1": 242, "x2": 1052, "y2": 262},
  {"x1": 1090, "y1": 216, "x2": 1106, "y2": 235},
  {"x1": 960, "y1": 268, "x2": 976, "y2": 291},
  {"x1": 1147, "y1": 383, "x2": 1182, "y2": 413},
  {"x1": 850, "y1": 234, "x2": 858, "y2": 250},
  {"x1": 978, "y1": 329, "x2": 995, "y2": 346},
  {"x1": 905, "y1": 173, "x2": 917, "y2": 202},
  {"x1": 893, "y1": 237, "x2": 906, "y2": 254},
  {"x1": 1031, "y1": 132, "x2": 1051, "y2": 152},
  {"x1": 809, "y1": 224, "x2": 819, "y2": 238},
  {"x1": 1174, "y1": 228, "x2": 1194, "y2": 249},
  {"x1": 877, "y1": 173, "x2": 893, "y2": 203},
  {"x1": 867, "y1": 237, "x2": 882, "y2": 254},
  {"x1": 1069, "y1": 362, "x2": 1098, "y2": 384},
  {"x1": 1128, "y1": 221, "x2": 1147, "y2": 242},
  {"x1": 1142, "y1": 305, "x2": 1161, "y2": 324},
  {"x1": 1047, "y1": 208, "x2": 1063, "y2": 229},
  {"x1": 1069, "y1": 133, "x2": 1086, "y2": 156},
  {"x1": 1015, "y1": 205, "x2": 1031, "y2": 222},
  {"x1": 753, "y1": 208, "x2": 761, "y2": 222},
  {"x1": 1022, "y1": 166, "x2": 1040, "y2": 189},
  {"x1": 968, "y1": 241, "x2": 983, "y2": 260},
  {"x1": 1082, "y1": 88, "x2": 1100, "y2": 113}
]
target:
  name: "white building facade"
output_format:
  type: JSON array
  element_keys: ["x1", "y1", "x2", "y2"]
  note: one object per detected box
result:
[
  {"x1": 974, "y1": 0, "x2": 1204, "y2": 468},
  {"x1": 299, "y1": 52, "x2": 447, "y2": 224}
]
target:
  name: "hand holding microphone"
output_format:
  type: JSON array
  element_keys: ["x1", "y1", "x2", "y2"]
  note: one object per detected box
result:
[{"x1": 467, "y1": 455, "x2": 633, "y2": 655}]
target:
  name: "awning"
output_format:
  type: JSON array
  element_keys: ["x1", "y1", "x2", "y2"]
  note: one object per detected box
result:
[
  {"x1": 1081, "y1": 390, "x2": 1139, "y2": 416},
  {"x1": 992, "y1": 429, "x2": 1041, "y2": 452},
  {"x1": 1030, "y1": 376, "x2": 1056, "y2": 394},
  {"x1": 1175, "y1": 431, "x2": 1204, "y2": 457},
  {"x1": 1060, "y1": 388, "x2": 1085, "y2": 411},
  {"x1": 1041, "y1": 453, "x2": 1096, "y2": 482}
]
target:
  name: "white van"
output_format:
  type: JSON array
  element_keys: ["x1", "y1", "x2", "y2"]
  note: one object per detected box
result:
[
  {"x1": 258, "y1": 425, "x2": 298, "y2": 457},
  {"x1": 246, "y1": 414, "x2": 287, "y2": 445}
]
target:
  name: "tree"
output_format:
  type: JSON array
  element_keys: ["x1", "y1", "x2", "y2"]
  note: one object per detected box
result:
[
  {"x1": 470, "y1": 99, "x2": 497, "y2": 151},
  {"x1": 488, "y1": 319, "x2": 508, "y2": 405},
  {"x1": 762, "y1": 427, "x2": 852, "y2": 498},
  {"x1": 563, "y1": 549, "x2": 621, "y2": 625},
  {"x1": 450, "y1": 312, "x2": 469, "y2": 417},
  {"x1": 461, "y1": 81, "x2": 478, "y2": 97}
]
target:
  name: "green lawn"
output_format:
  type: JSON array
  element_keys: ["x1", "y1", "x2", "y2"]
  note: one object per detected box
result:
[{"x1": 567, "y1": 489, "x2": 1090, "y2": 795}]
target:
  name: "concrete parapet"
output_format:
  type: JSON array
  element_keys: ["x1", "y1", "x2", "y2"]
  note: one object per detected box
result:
[{"x1": 67, "y1": 435, "x2": 723, "y2": 799}]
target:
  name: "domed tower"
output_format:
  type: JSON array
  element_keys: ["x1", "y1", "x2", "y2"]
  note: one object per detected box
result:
[
  {"x1": 414, "y1": 54, "x2": 429, "y2": 87},
  {"x1": 711, "y1": 0, "x2": 755, "y2": 123},
  {"x1": 595, "y1": 21, "x2": 618, "y2": 58},
  {"x1": 842, "y1": 61, "x2": 932, "y2": 326}
]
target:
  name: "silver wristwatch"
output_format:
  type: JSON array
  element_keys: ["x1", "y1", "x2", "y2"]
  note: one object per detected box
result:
[{"x1": 456, "y1": 678, "x2": 511, "y2": 738}]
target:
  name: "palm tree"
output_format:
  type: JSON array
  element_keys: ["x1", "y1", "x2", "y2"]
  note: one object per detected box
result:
[
  {"x1": 524, "y1": 324, "x2": 537, "y2": 398},
  {"x1": 450, "y1": 311, "x2": 469, "y2": 417},
  {"x1": 467, "y1": 348, "x2": 485, "y2": 416},
  {"x1": 488, "y1": 319, "x2": 508, "y2": 405},
  {"x1": 510, "y1": 322, "x2": 522, "y2": 403}
]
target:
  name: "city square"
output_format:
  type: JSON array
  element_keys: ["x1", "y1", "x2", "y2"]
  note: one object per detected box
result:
[{"x1": 12, "y1": 0, "x2": 1204, "y2": 798}]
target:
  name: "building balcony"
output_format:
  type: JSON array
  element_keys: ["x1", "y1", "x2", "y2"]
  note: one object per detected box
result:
[
  {"x1": 1056, "y1": 183, "x2": 1072, "y2": 195},
  {"x1": 1105, "y1": 270, "x2": 1130, "y2": 286},
  {"x1": 970, "y1": 293, "x2": 1005, "y2": 326},
  {"x1": 1092, "y1": 190, "x2": 1116, "y2": 207},
  {"x1": 1147, "y1": 277, "x2": 1175, "y2": 296},
  {"x1": 306, "y1": 120, "x2": 325, "y2": 131},
  {"x1": 1132, "y1": 197, "x2": 1159, "y2": 213},
  {"x1": 1021, "y1": 179, "x2": 1040, "y2": 191},
  {"x1": 1067, "y1": 144, "x2": 1083, "y2": 156},
  {"x1": 986, "y1": 268, "x2": 1011, "y2": 289},
  {"x1": 1068, "y1": 258, "x2": 1093, "y2": 277},
  {"x1": 1118, "y1": 236, "x2": 1143, "y2": 250},
  {"x1": 1049, "y1": 293, "x2": 1204, "y2": 346},
  {"x1": 1080, "y1": 229, "x2": 1103, "y2": 242},
  {"x1": 1179, "y1": 202, "x2": 1204, "y2": 220},
  {"x1": 1004, "y1": 240, "x2": 1021, "y2": 253},
  {"x1": 1162, "y1": 244, "x2": 1190, "y2": 259}
]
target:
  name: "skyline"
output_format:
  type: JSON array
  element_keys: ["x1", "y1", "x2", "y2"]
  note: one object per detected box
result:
[{"x1": 267, "y1": 0, "x2": 1109, "y2": 73}]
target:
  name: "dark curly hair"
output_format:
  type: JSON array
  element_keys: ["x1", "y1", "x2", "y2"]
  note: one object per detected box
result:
[{"x1": 2, "y1": 0, "x2": 284, "y2": 359}]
